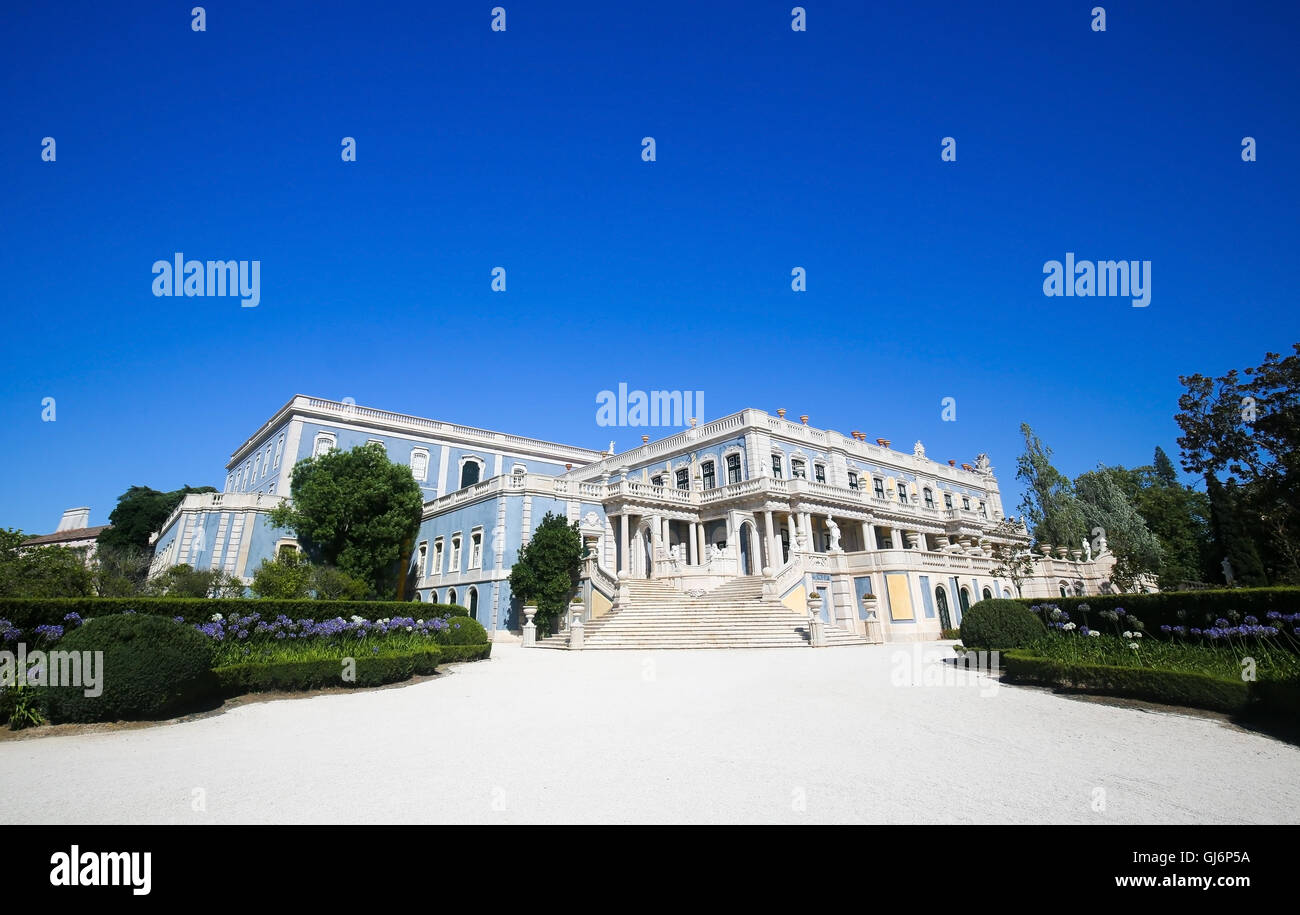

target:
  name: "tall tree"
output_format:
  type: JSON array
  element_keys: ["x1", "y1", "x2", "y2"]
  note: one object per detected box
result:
[
  {"x1": 1015, "y1": 423, "x2": 1087, "y2": 550},
  {"x1": 0, "y1": 530, "x2": 95, "y2": 598},
  {"x1": 1074, "y1": 466, "x2": 1162, "y2": 590},
  {"x1": 1152, "y1": 446, "x2": 1178, "y2": 487},
  {"x1": 508, "y1": 512, "x2": 583, "y2": 632},
  {"x1": 1128, "y1": 451, "x2": 1214, "y2": 589},
  {"x1": 268, "y1": 443, "x2": 424, "y2": 599},
  {"x1": 1205, "y1": 472, "x2": 1268, "y2": 587}
]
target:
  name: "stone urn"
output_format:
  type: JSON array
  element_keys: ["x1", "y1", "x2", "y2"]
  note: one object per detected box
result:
[
  {"x1": 1055, "y1": 546, "x2": 1070, "y2": 559},
  {"x1": 1039, "y1": 543, "x2": 1054, "y2": 557},
  {"x1": 1070, "y1": 549, "x2": 1083, "y2": 562}
]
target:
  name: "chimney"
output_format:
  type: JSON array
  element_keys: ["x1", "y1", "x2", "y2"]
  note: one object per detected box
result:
[
  {"x1": 799, "y1": 414, "x2": 809, "y2": 425},
  {"x1": 56, "y1": 507, "x2": 91, "y2": 532},
  {"x1": 776, "y1": 408, "x2": 787, "y2": 419}
]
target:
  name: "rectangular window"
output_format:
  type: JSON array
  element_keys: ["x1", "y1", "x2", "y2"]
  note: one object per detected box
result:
[
  {"x1": 771, "y1": 454, "x2": 783, "y2": 478},
  {"x1": 979, "y1": 501, "x2": 987, "y2": 518},
  {"x1": 814, "y1": 464, "x2": 826, "y2": 483},
  {"x1": 847, "y1": 471, "x2": 858, "y2": 490},
  {"x1": 417, "y1": 541, "x2": 428, "y2": 576},
  {"x1": 791, "y1": 459, "x2": 806, "y2": 479},
  {"x1": 944, "y1": 493, "x2": 953, "y2": 510},
  {"x1": 702, "y1": 462, "x2": 716, "y2": 489},
  {"x1": 726, "y1": 454, "x2": 742, "y2": 484},
  {"x1": 676, "y1": 468, "x2": 689, "y2": 490},
  {"x1": 924, "y1": 489, "x2": 935, "y2": 509},
  {"x1": 469, "y1": 530, "x2": 482, "y2": 569},
  {"x1": 962, "y1": 497, "x2": 971, "y2": 511},
  {"x1": 432, "y1": 539, "x2": 444, "y2": 575},
  {"x1": 898, "y1": 483, "x2": 908, "y2": 504},
  {"x1": 873, "y1": 478, "x2": 885, "y2": 499},
  {"x1": 450, "y1": 535, "x2": 462, "y2": 572}
]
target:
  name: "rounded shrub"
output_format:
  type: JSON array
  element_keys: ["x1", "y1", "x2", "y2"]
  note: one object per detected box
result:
[
  {"x1": 960, "y1": 598, "x2": 1046, "y2": 650},
  {"x1": 436, "y1": 614, "x2": 489, "y2": 645},
  {"x1": 45, "y1": 614, "x2": 216, "y2": 722}
]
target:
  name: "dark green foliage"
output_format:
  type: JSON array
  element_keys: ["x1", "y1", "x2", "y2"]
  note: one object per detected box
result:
[
  {"x1": 940, "y1": 628, "x2": 962, "y2": 640},
  {"x1": 435, "y1": 614, "x2": 489, "y2": 646},
  {"x1": 1016, "y1": 424, "x2": 1087, "y2": 551},
  {"x1": 959, "y1": 598, "x2": 1047, "y2": 649},
  {"x1": 0, "y1": 529, "x2": 95, "y2": 598},
  {"x1": 268, "y1": 443, "x2": 424, "y2": 599},
  {"x1": 0, "y1": 597, "x2": 468, "y2": 631},
  {"x1": 1206, "y1": 472, "x2": 1268, "y2": 587},
  {"x1": 1010, "y1": 587, "x2": 1300, "y2": 636},
  {"x1": 508, "y1": 512, "x2": 583, "y2": 628},
  {"x1": 147, "y1": 563, "x2": 245, "y2": 598},
  {"x1": 1003, "y1": 650, "x2": 1252, "y2": 713},
  {"x1": 44, "y1": 615, "x2": 215, "y2": 722},
  {"x1": 98, "y1": 485, "x2": 216, "y2": 553},
  {"x1": 213, "y1": 647, "x2": 441, "y2": 695},
  {"x1": 435, "y1": 643, "x2": 493, "y2": 662}
]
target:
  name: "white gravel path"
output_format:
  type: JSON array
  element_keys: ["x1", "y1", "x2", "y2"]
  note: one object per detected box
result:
[{"x1": 2, "y1": 643, "x2": 1297, "y2": 824}]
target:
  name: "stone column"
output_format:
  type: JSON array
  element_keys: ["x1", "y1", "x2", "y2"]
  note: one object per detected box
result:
[
  {"x1": 688, "y1": 521, "x2": 698, "y2": 565},
  {"x1": 861, "y1": 521, "x2": 873, "y2": 551},
  {"x1": 697, "y1": 523, "x2": 707, "y2": 562},
  {"x1": 619, "y1": 513, "x2": 630, "y2": 574},
  {"x1": 764, "y1": 510, "x2": 778, "y2": 568},
  {"x1": 802, "y1": 512, "x2": 815, "y2": 552}
]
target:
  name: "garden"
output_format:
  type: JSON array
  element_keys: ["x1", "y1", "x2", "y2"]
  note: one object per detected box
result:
[
  {"x1": 958, "y1": 589, "x2": 1300, "y2": 715},
  {"x1": 0, "y1": 599, "x2": 492, "y2": 731}
]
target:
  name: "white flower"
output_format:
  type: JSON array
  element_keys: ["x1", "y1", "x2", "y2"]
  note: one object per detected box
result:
[
  {"x1": 1128, "y1": 642, "x2": 1139, "y2": 650},
  {"x1": 351, "y1": 615, "x2": 364, "y2": 623},
  {"x1": 1133, "y1": 631, "x2": 1142, "y2": 638},
  {"x1": 1088, "y1": 630, "x2": 1100, "y2": 637},
  {"x1": 1122, "y1": 631, "x2": 1132, "y2": 638},
  {"x1": 417, "y1": 619, "x2": 424, "y2": 625},
  {"x1": 405, "y1": 626, "x2": 413, "y2": 632},
  {"x1": 211, "y1": 613, "x2": 223, "y2": 622}
]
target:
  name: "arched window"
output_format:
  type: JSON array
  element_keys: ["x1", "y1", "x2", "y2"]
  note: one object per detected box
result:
[
  {"x1": 263, "y1": 446, "x2": 272, "y2": 477},
  {"x1": 959, "y1": 587, "x2": 971, "y2": 614},
  {"x1": 467, "y1": 586, "x2": 479, "y2": 621},
  {"x1": 935, "y1": 587, "x2": 951, "y2": 630},
  {"x1": 469, "y1": 530, "x2": 483, "y2": 569},
  {"x1": 253, "y1": 454, "x2": 262, "y2": 480},
  {"x1": 982, "y1": 587, "x2": 992, "y2": 600},
  {"x1": 447, "y1": 588, "x2": 458, "y2": 606},
  {"x1": 1059, "y1": 582, "x2": 1069, "y2": 597},
  {"x1": 458, "y1": 458, "x2": 483, "y2": 489},
  {"x1": 450, "y1": 535, "x2": 462, "y2": 571},
  {"x1": 313, "y1": 433, "x2": 335, "y2": 458},
  {"x1": 273, "y1": 434, "x2": 284, "y2": 469}
]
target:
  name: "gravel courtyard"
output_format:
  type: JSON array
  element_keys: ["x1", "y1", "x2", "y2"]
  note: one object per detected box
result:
[{"x1": 2, "y1": 643, "x2": 1297, "y2": 824}]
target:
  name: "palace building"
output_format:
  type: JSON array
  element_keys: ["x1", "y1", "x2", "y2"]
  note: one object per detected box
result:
[{"x1": 148, "y1": 395, "x2": 1130, "y2": 646}]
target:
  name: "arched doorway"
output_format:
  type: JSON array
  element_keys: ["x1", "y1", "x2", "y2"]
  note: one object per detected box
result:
[
  {"x1": 958, "y1": 587, "x2": 971, "y2": 617},
  {"x1": 935, "y1": 586, "x2": 951, "y2": 630},
  {"x1": 982, "y1": 587, "x2": 992, "y2": 601},
  {"x1": 467, "y1": 586, "x2": 479, "y2": 621},
  {"x1": 447, "y1": 587, "x2": 458, "y2": 606},
  {"x1": 739, "y1": 521, "x2": 755, "y2": 575}
]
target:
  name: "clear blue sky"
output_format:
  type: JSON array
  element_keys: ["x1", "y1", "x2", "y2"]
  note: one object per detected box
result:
[{"x1": 2, "y1": 1, "x2": 1297, "y2": 533}]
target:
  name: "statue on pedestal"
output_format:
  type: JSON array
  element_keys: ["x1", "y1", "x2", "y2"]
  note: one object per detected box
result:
[{"x1": 826, "y1": 517, "x2": 842, "y2": 551}]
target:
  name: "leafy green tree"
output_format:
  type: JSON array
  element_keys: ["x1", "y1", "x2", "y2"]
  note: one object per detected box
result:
[
  {"x1": 1205, "y1": 472, "x2": 1268, "y2": 587},
  {"x1": 268, "y1": 443, "x2": 424, "y2": 599},
  {"x1": 0, "y1": 530, "x2": 96, "y2": 598},
  {"x1": 251, "y1": 551, "x2": 314, "y2": 599},
  {"x1": 1124, "y1": 448, "x2": 1215, "y2": 589},
  {"x1": 1074, "y1": 466, "x2": 1162, "y2": 590},
  {"x1": 509, "y1": 512, "x2": 583, "y2": 632},
  {"x1": 1177, "y1": 345, "x2": 1300, "y2": 582},
  {"x1": 310, "y1": 564, "x2": 369, "y2": 601},
  {"x1": 1015, "y1": 423, "x2": 1087, "y2": 550},
  {"x1": 1152, "y1": 446, "x2": 1179, "y2": 487},
  {"x1": 98, "y1": 485, "x2": 217, "y2": 554},
  {"x1": 92, "y1": 545, "x2": 155, "y2": 597}
]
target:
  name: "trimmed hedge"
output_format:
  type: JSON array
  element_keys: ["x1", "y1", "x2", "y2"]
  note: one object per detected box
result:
[
  {"x1": 437, "y1": 643, "x2": 493, "y2": 662},
  {"x1": 960, "y1": 599, "x2": 1046, "y2": 649},
  {"x1": 1000, "y1": 649, "x2": 1300, "y2": 714},
  {"x1": 436, "y1": 615, "x2": 490, "y2": 646},
  {"x1": 0, "y1": 597, "x2": 468, "y2": 631},
  {"x1": 213, "y1": 647, "x2": 442, "y2": 695},
  {"x1": 1009, "y1": 587, "x2": 1300, "y2": 637},
  {"x1": 44, "y1": 615, "x2": 216, "y2": 722}
]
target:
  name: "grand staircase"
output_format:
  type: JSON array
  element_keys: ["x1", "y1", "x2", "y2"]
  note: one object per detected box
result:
[{"x1": 537, "y1": 577, "x2": 869, "y2": 650}]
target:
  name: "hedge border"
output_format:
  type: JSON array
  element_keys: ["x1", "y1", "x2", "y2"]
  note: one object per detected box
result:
[
  {"x1": 213, "y1": 647, "x2": 444, "y2": 696},
  {"x1": 1007, "y1": 587, "x2": 1300, "y2": 637},
  {"x1": 436, "y1": 643, "x2": 493, "y2": 662},
  {"x1": 1000, "y1": 649, "x2": 1300, "y2": 714},
  {"x1": 0, "y1": 597, "x2": 469, "y2": 630}
]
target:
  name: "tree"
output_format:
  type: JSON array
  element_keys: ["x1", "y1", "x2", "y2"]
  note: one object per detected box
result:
[
  {"x1": 92, "y1": 545, "x2": 155, "y2": 597},
  {"x1": 1152, "y1": 446, "x2": 1178, "y2": 487},
  {"x1": 1205, "y1": 472, "x2": 1268, "y2": 587},
  {"x1": 1074, "y1": 466, "x2": 1162, "y2": 590},
  {"x1": 1125, "y1": 448, "x2": 1215, "y2": 589},
  {"x1": 268, "y1": 443, "x2": 424, "y2": 599},
  {"x1": 251, "y1": 551, "x2": 314, "y2": 599},
  {"x1": 508, "y1": 513, "x2": 583, "y2": 632},
  {"x1": 0, "y1": 530, "x2": 96, "y2": 598},
  {"x1": 98, "y1": 485, "x2": 217, "y2": 554},
  {"x1": 146, "y1": 564, "x2": 245, "y2": 598},
  {"x1": 1015, "y1": 424, "x2": 1087, "y2": 550},
  {"x1": 989, "y1": 540, "x2": 1037, "y2": 598},
  {"x1": 1176, "y1": 345, "x2": 1300, "y2": 582},
  {"x1": 310, "y1": 564, "x2": 369, "y2": 601}
]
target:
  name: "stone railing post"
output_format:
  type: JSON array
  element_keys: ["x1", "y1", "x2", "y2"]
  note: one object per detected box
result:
[
  {"x1": 807, "y1": 588, "x2": 825, "y2": 647},
  {"x1": 522, "y1": 605, "x2": 538, "y2": 647}
]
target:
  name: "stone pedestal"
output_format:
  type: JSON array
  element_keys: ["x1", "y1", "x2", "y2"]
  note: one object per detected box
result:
[
  {"x1": 807, "y1": 591, "x2": 825, "y2": 647},
  {"x1": 568, "y1": 597, "x2": 585, "y2": 650},
  {"x1": 522, "y1": 605, "x2": 538, "y2": 648}
]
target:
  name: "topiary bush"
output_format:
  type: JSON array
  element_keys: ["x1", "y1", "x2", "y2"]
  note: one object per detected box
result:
[
  {"x1": 44, "y1": 614, "x2": 216, "y2": 722},
  {"x1": 435, "y1": 613, "x2": 489, "y2": 646},
  {"x1": 960, "y1": 598, "x2": 1046, "y2": 649}
]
